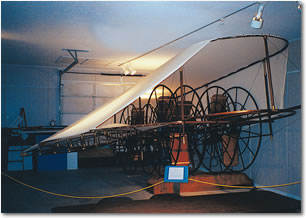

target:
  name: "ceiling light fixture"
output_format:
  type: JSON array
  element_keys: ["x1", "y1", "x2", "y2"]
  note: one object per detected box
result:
[
  {"x1": 298, "y1": 1, "x2": 302, "y2": 13},
  {"x1": 250, "y1": 4, "x2": 265, "y2": 29},
  {"x1": 121, "y1": 65, "x2": 130, "y2": 75},
  {"x1": 128, "y1": 65, "x2": 136, "y2": 75},
  {"x1": 121, "y1": 64, "x2": 137, "y2": 75}
]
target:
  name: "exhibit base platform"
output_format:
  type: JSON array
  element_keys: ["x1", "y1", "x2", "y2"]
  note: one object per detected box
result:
[{"x1": 147, "y1": 172, "x2": 253, "y2": 196}]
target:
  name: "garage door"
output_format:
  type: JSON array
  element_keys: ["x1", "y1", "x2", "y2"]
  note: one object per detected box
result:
[{"x1": 60, "y1": 73, "x2": 141, "y2": 125}]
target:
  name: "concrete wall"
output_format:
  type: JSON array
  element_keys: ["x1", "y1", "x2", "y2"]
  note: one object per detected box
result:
[
  {"x1": 245, "y1": 39, "x2": 301, "y2": 200},
  {"x1": 2, "y1": 64, "x2": 59, "y2": 127}
]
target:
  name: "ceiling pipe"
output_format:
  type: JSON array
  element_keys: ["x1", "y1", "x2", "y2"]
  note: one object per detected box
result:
[{"x1": 65, "y1": 71, "x2": 144, "y2": 77}]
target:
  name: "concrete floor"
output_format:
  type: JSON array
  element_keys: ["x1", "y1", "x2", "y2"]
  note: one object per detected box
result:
[{"x1": 2, "y1": 167, "x2": 153, "y2": 213}]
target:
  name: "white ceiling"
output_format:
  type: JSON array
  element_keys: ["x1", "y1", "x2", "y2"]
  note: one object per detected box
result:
[{"x1": 1, "y1": 1, "x2": 301, "y2": 74}]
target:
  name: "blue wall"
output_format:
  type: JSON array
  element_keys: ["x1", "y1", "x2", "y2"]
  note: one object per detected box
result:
[
  {"x1": 1, "y1": 64, "x2": 59, "y2": 127},
  {"x1": 245, "y1": 39, "x2": 301, "y2": 200}
]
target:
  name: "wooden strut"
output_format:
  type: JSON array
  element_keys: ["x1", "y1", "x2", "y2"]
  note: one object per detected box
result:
[
  {"x1": 176, "y1": 67, "x2": 190, "y2": 166},
  {"x1": 263, "y1": 36, "x2": 276, "y2": 110},
  {"x1": 180, "y1": 68, "x2": 185, "y2": 141},
  {"x1": 263, "y1": 36, "x2": 275, "y2": 139}
]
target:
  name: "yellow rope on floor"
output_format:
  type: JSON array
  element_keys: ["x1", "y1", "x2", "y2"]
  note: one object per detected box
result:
[
  {"x1": 2, "y1": 171, "x2": 301, "y2": 199},
  {"x1": 189, "y1": 178, "x2": 301, "y2": 189},
  {"x1": 2, "y1": 172, "x2": 164, "y2": 199}
]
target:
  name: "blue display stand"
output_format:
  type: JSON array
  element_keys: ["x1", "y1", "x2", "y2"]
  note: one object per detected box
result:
[
  {"x1": 36, "y1": 135, "x2": 78, "y2": 171},
  {"x1": 164, "y1": 166, "x2": 188, "y2": 183}
]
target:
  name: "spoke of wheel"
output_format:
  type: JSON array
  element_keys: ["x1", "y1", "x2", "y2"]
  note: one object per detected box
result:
[
  {"x1": 148, "y1": 108, "x2": 152, "y2": 123},
  {"x1": 162, "y1": 86, "x2": 165, "y2": 100},
  {"x1": 241, "y1": 93, "x2": 250, "y2": 110},
  {"x1": 121, "y1": 111, "x2": 126, "y2": 123},
  {"x1": 165, "y1": 99, "x2": 171, "y2": 121},
  {"x1": 195, "y1": 147, "x2": 202, "y2": 165},
  {"x1": 202, "y1": 143, "x2": 207, "y2": 167},
  {"x1": 236, "y1": 144, "x2": 245, "y2": 170},
  {"x1": 154, "y1": 90, "x2": 158, "y2": 107},
  {"x1": 195, "y1": 98, "x2": 203, "y2": 116},
  {"x1": 127, "y1": 107, "x2": 130, "y2": 122},
  {"x1": 148, "y1": 106, "x2": 152, "y2": 123},
  {"x1": 206, "y1": 92, "x2": 211, "y2": 114},
  {"x1": 239, "y1": 135, "x2": 262, "y2": 140},
  {"x1": 220, "y1": 136, "x2": 234, "y2": 161},
  {"x1": 225, "y1": 96, "x2": 232, "y2": 112},
  {"x1": 193, "y1": 143, "x2": 203, "y2": 167},
  {"x1": 191, "y1": 91, "x2": 195, "y2": 103},
  {"x1": 215, "y1": 87, "x2": 219, "y2": 113},
  {"x1": 240, "y1": 129, "x2": 262, "y2": 136},
  {"x1": 146, "y1": 107, "x2": 150, "y2": 123},
  {"x1": 235, "y1": 88, "x2": 238, "y2": 107},
  {"x1": 216, "y1": 141, "x2": 224, "y2": 171},
  {"x1": 209, "y1": 144, "x2": 214, "y2": 170},
  {"x1": 240, "y1": 136, "x2": 255, "y2": 157}
]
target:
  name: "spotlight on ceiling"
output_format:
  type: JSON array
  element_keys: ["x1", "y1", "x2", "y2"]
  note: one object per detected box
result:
[
  {"x1": 121, "y1": 65, "x2": 130, "y2": 75},
  {"x1": 128, "y1": 65, "x2": 136, "y2": 75},
  {"x1": 121, "y1": 64, "x2": 137, "y2": 75},
  {"x1": 298, "y1": 1, "x2": 302, "y2": 13},
  {"x1": 251, "y1": 4, "x2": 265, "y2": 29}
]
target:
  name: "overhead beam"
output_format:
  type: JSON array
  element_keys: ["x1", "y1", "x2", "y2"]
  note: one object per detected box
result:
[{"x1": 59, "y1": 49, "x2": 89, "y2": 75}]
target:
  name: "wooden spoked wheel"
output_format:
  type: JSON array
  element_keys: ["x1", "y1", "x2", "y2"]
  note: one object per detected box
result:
[
  {"x1": 199, "y1": 86, "x2": 236, "y2": 172},
  {"x1": 225, "y1": 86, "x2": 262, "y2": 172},
  {"x1": 173, "y1": 85, "x2": 206, "y2": 173},
  {"x1": 119, "y1": 104, "x2": 138, "y2": 125},
  {"x1": 142, "y1": 103, "x2": 157, "y2": 124},
  {"x1": 173, "y1": 85, "x2": 205, "y2": 121},
  {"x1": 147, "y1": 85, "x2": 177, "y2": 123}
]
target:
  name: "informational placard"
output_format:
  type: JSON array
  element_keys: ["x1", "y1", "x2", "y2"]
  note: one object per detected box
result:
[{"x1": 164, "y1": 166, "x2": 188, "y2": 183}]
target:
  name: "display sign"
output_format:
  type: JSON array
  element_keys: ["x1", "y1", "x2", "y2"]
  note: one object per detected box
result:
[{"x1": 164, "y1": 166, "x2": 188, "y2": 183}]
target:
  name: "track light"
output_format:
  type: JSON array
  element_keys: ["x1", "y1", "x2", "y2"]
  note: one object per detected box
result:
[
  {"x1": 121, "y1": 65, "x2": 130, "y2": 75},
  {"x1": 251, "y1": 4, "x2": 264, "y2": 29},
  {"x1": 128, "y1": 65, "x2": 136, "y2": 75},
  {"x1": 121, "y1": 64, "x2": 136, "y2": 75},
  {"x1": 298, "y1": 1, "x2": 302, "y2": 13}
]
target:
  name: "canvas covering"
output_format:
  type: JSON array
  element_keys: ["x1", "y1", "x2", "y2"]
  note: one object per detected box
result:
[{"x1": 42, "y1": 35, "x2": 288, "y2": 143}]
